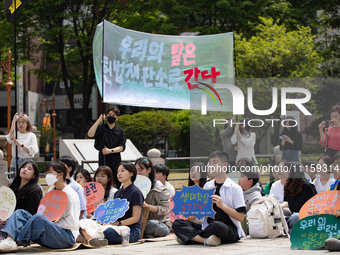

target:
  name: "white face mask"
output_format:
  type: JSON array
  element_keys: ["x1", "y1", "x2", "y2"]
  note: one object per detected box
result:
[{"x1": 45, "y1": 174, "x2": 59, "y2": 187}]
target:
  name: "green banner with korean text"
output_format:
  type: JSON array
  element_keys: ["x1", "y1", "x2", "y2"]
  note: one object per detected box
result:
[{"x1": 93, "y1": 20, "x2": 234, "y2": 110}]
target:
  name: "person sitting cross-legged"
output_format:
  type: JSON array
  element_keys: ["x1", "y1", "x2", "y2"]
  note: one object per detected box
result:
[
  {"x1": 0, "y1": 162, "x2": 80, "y2": 252},
  {"x1": 172, "y1": 151, "x2": 246, "y2": 246}
]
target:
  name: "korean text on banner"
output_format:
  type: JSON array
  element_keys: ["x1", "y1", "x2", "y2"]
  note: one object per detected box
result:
[{"x1": 93, "y1": 20, "x2": 234, "y2": 111}]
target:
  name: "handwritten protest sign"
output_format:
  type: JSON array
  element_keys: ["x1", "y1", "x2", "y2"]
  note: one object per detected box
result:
[
  {"x1": 0, "y1": 186, "x2": 16, "y2": 220},
  {"x1": 169, "y1": 199, "x2": 185, "y2": 222},
  {"x1": 93, "y1": 20, "x2": 234, "y2": 112},
  {"x1": 290, "y1": 214, "x2": 340, "y2": 250},
  {"x1": 134, "y1": 175, "x2": 151, "y2": 198},
  {"x1": 94, "y1": 198, "x2": 129, "y2": 224},
  {"x1": 37, "y1": 190, "x2": 68, "y2": 222},
  {"x1": 83, "y1": 182, "x2": 105, "y2": 214},
  {"x1": 171, "y1": 185, "x2": 214, "y2": 219},
  {"x1": 299, "y1": 191, "x2": 340, "y2": 219}
]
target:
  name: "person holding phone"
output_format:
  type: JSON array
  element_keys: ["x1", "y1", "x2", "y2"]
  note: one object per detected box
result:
[
  {"x1": 87, "y1": 107, "x2": 126, "y2": 187},
  {"x1": 5, "y1": 113, "x2": 39, "y2": 183},
  {"x1": 319, "y1": 105, "x2": 340, "y2": 159},
  {"x1": 279, "y1": 116, "x2": 303, "y2": 163}
]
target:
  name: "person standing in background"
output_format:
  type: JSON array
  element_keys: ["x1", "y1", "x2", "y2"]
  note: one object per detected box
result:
[
  {"x1": 319, "y1": 105, "x2": 340, "y2": 159},
  {"x1": 220, "y1": 116, "x2": 237, "y2": 166},
  {"x1": 6, "y1": 113, "x2": 38, "y2": 183},
  {"x1": 279, "y1": 116, "x2": 302, "y2": 163},
  {"x1": 87, "y1": 107, "x2": 126, "y2": 187},
  {"x1": 231, "y1": 118, "x2": 257, "y2": 165}
]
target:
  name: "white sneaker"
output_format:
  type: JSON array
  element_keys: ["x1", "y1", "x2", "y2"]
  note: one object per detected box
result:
[
  {"x1": 0, "y1": 237, "x2": 18, "y2": 252},
  {"x1": 175, "y1": 236, "x2": 183, "y2": 244},
  {"x1": 204, "y1": 235, "x2": 221, "y2": 246}
]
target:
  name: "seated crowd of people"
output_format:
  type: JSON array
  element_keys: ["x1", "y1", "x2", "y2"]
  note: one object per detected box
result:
[{"x1": 0, "y1": 149, "x2": 339, "y2": 253}]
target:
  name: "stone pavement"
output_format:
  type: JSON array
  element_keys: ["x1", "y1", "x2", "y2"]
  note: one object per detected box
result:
[{"x1": 15, "y1": 237, "x2": 331, "y2": 255}]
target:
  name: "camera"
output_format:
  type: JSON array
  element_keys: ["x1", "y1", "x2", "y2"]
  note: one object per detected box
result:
[{"x1": 324, "y1": 120, "x2": 332, "y2": 128}]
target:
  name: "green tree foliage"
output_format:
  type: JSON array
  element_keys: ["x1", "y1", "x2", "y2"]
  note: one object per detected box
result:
[
  {"x1": 31, "y1": 0, "x2": 127, "y2": 139},
  {"x1": 190, "y1": 110, "x2": 227, "y2": 157},
  {"x1": 235, "y1": 17, "x2": 323, "y2": 150},
  {"x1": 0, "y1": 0, "x2": 125, "y2": 137},
  {"x1": 117, "y1": 109, "x2": 227, "y2": 157},
  {"x1": 0, "y1": 5, "x2": 38, "y2": 89},
  {"x1": 169, "y1": 110, "x2": 190, "y2": 156},
  {"x1": 305, "y1": 4, "x2": 340, "y2": 139},
  {"x1": 142, "y1": 0, "x2": 321, "y2": 36},
  {"x1": 117, "y1": 111, "x2": 179, "y2": 155},
  {"x1": 236, "y1": 17, "x2": 322, "y2": 78},
  {"x1": 0, "y1": 0, "x2": 325, "y2": 148},
  {"x1": 316, "y1": 5, "x2": 340, "y2": 62}
]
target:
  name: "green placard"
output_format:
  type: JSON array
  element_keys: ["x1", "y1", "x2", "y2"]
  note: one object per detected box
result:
[{"x1": 290, "y1": 214, "x2": 340, "y2": 250}]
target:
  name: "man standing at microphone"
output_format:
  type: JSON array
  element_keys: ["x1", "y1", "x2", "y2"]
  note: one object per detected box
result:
[{"x1": 87, "y1": 107, "x2": 126, "y2": 187}]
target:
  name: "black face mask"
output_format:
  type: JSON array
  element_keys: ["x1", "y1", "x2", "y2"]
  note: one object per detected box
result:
[{"x1": 107, "y1": 116, "x2": 116, "y2": 124}]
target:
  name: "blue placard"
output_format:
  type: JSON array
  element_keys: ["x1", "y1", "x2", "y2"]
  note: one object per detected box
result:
[
  {"x1": 93, "y1": 198, "x2": 129, "y2": 224},
  {"x1": 171, "y1": 185, "x2": 215, "y2": 219}
]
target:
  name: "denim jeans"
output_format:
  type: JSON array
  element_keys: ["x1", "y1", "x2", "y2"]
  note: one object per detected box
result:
[
  {"x1": 286, "y1": 212, "x2": 300, "y2": 229},
  {"x1": 1, "y1": 209, "x2": 75, "y2": 249},
  {"x1": 144, "y1": 220, "x2": 171, "y2": 238},
  {"x1": 103, "y1": 225, "x2": 141, "y2": 244},
  {"x1": 282, "y1": 150, "x2": 300, "y2": 163}
]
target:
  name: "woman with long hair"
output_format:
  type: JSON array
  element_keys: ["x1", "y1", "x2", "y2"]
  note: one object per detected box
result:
[
  {"x1": 135, "y1": 157, "x2": 171, "y2": 238},
  {"x1": 5, "y1": 113, "x2": 38, "y2": 183},
  {"x1": 75, "y1": 169, "x2": 92, "y2": 185},
  {"x1": 188, "y1": 162, "x2": 207, "y2": 188},
  {"x1": 231, "y1": 118, "x2": 257, "y2": 165},
  {"x1": 282, "y1": 162, "x2": 317, "y2": 229},
  {"x1": 8, "y1": 161, "x2": 43, "y2": 215},
  {"x1": 0, "y1": 161, "x2": 43, "y2": 236},
  {"x1": 0, "y1": 161, "x2": 80, "y2": 252},
  {"x1": 319, "y1": 105, "x2": 340, "y2": 159},
  {"x1": 94, "y1": 166, "x2": 117, "y2": 202},
  {"x1": 279, "y1": 116, "x2": 303, "y2": 163}
]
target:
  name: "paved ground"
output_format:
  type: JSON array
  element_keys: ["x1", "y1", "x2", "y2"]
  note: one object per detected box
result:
[{"x1": 14, "y1": 237, "x2": 332, "y2": 255}]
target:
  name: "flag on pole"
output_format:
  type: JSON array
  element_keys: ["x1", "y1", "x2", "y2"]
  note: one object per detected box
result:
[{"x1": 4, "y1": 0, "x2": 32, "y2": 22}]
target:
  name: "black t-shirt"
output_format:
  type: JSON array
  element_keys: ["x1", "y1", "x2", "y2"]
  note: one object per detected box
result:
[
  {"x1": 114, "y1": 183, "x2": 144, "y2": 228},
  {"x1": 92, "y1": 123, "x2": 126, "y2": 153},
  {"x1": 207, "y1": 182, "x2": 246, "y2": 228},
  {"x1": 284, "y1": 182, "x2": 317, "y2": 213},
  {"x1": 279, "y1": 130, "x2": 303, "y2": 151},
  {"x1": 15, "y1": 185, "x2": 43, "y2": 216}
]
